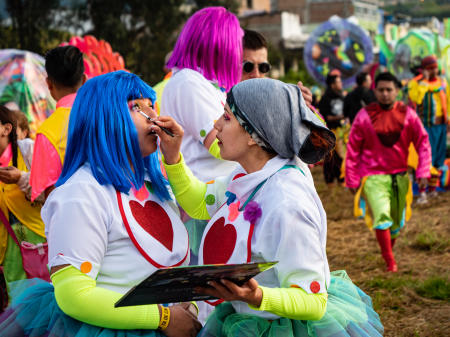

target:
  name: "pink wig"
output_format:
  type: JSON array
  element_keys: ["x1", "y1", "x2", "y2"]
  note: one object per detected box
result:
[{"x1": 167, "y1": 7, "x2": 243, "y2": 91}]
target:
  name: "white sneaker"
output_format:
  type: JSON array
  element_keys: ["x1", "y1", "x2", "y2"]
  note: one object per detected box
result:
[
  {"x1": 429, "y1": 190, "x2": 439, "y2": 198},
  {"x1": 416, "y1": 192, "x2": 428, "y2": 205}
]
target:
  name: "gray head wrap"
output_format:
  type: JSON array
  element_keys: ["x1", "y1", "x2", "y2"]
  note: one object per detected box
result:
[{"x1": 227, "y1": 78, "x2": 335, "y2": 164}]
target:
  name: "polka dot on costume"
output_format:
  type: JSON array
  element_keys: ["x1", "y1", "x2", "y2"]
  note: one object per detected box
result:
[
  {"x1": 205, "y1": 194, "x2": 216, "y2": 205},
  {"x1": 80, "y1": 261, "x2": 92, "y2": 274},
  {"x1": 310, "y1": 281, "x2": 320, "y2": 293},
  {"x1": 200, "y1": 129, "x2": 206, "y2": 137}
]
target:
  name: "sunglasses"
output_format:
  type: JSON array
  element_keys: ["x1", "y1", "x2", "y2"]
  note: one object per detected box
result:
[{"x1": 243, "y1": 61, "x2": 271, "y2": 74}]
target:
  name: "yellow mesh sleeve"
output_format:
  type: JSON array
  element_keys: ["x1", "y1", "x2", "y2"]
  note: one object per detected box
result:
[
  {"x1": 163, "y1": 154, "x2": 210, "y2": 220},
  {"x1": 51, "y1": 266, "x2": 160, "y2": 329},
  {"x1": 248, "y1": 286, "x2": 327, "y2": 321}
]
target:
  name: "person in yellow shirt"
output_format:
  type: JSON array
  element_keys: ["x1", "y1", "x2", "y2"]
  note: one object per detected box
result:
[
  {"x1": 29, "y1": 46, "x2": 86, "y2": 201},
  {"x1": 408, "y1": 55, "x2": 449, "y2": 200},
  {"x1": 0, "y1": 106, "x2": 46, "y2": 300}
]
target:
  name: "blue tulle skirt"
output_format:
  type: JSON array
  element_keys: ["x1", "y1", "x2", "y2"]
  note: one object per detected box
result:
[
  {"x1": 198, "y1": 271, "x2": 384, "y2": 337},
  {"x1": 0, "y1": 278, "x2": 164, "y2": 337}
]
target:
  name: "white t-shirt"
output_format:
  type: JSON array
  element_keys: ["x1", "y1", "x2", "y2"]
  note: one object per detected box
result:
[
  {"x1": 43, "y1": 164, "x2": 190, "y2": 294},
  {"x1": 199, "y1": 156, "x2": 330, "y2": 319},
  {"x1": 161, "y1": 68, "x2": 237, "y2": 182}
]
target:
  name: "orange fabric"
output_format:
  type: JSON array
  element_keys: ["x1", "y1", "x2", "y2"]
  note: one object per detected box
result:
[{"x1": 163, "y1": 71, "x2": 172, "y2": 80}]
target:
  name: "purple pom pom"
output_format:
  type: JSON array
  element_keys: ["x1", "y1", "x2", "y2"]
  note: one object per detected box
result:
[{"x1": 243, "y1": 201, "x2": 262, "y2": 224}]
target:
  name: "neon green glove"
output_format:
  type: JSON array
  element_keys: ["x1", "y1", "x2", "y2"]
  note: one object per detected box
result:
[
  {"x1": 52, "y1": 266, "x2": 160, "y2": 329},
  {"x1": 249, "y1": 286, "x2": 327, "y2": 321},
  {"x1": 163, "y1": 154, "x2": 210, "y2": 220},
  {"x1": 208, "y1": 138, "x2": 222, "y2": 159}
]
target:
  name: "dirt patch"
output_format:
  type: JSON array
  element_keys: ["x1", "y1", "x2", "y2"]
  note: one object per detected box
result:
[{"x1": 312, "y1": 166, "x2": 450, "y2": 337}]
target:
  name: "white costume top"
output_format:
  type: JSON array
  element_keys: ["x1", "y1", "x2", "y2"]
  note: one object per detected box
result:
[
  {"x1": 161, "y1": 68, "x2": 237, "y2": 182},
  {"x1": 42, "y1": 164, "x2": 189, "y2": 294},
  {"x1": 198, "y1": 156, "x2": 330, "y2": 320}
]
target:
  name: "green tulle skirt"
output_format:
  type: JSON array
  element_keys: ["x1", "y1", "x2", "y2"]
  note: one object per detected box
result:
[{"x1": 198, "y1": 271, "x2": 383, "y2": 337}]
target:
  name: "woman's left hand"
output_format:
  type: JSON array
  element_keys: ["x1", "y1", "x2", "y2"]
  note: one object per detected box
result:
[
  {"x1": 152, "y1": 116, "x2": 184, "y2": 165},
  {"x1": 0, "y1": 166, "x2": 22, "y2": 184},
  {"x1": 195, "y1": 278, "x2": 263, "y2": 307}
]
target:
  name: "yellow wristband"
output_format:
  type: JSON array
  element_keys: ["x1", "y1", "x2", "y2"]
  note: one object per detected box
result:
[{"x1": 158, "y1": 306, "x2": 170, "y2": 330}]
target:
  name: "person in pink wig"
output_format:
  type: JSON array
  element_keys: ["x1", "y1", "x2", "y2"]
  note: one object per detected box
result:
[
  {"x1": 161, "y1": 7, "x2": 242, "y2": 183},
  {"x1": 160, "y1": 7, "x2": 243, "y2": 322}
]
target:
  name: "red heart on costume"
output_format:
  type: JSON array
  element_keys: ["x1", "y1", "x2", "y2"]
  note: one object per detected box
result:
[
  {"x1": 129, "y1": 200, "x2": 174, "y2": 251},
  {"x1": 203, "y1": 217, "x2": 237, "y2": 265}
]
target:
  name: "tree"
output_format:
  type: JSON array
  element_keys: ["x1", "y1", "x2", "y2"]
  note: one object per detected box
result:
[
  {"x1": 0, "y1": 0, "x2": 240, "y2": 84},
  {"x1": 84, "y1": 0, "x2": 239, "y2": 84},
  {"x1": 1, "y1": 0, "x2": 62, "y2": 54}
]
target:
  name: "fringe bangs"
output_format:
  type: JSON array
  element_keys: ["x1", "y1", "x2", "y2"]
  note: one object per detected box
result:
[
  {"x1": 57, "y1": 71, "x2": 170, "y2": 201},
  {"x1": 167, "y1": 7, "x2": 243, "y2": 91}
]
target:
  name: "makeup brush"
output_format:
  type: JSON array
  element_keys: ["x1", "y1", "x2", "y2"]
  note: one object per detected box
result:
[{"x1": 135, "y1": 107, "x2": 175, "y2": 137}]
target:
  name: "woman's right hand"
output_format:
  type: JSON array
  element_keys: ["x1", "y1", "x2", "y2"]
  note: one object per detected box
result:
[
  {"x1": 162, "y1": 304, "x2": 202, "y2": 337},
  {"x1": 152, "y1": 116, "x2": 184, "y2": 165}
]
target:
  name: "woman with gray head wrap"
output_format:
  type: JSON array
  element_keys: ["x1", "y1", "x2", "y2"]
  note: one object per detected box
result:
[
  {"x1": 157, "y1": 78, "x2": 383, "y2": 337},
  {"x1": 226, "y1": 78, "x2": 335, "y2": 163}
]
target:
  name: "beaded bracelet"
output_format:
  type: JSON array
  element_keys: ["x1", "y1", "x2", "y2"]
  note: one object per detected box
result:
[{"x1": 158, "y1": 306, "x2": 170, "y2": 330}]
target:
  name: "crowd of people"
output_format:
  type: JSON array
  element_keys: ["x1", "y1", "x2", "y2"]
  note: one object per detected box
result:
[{"x1": 0, "y1": 5, "x2": 446, "y2": 337}]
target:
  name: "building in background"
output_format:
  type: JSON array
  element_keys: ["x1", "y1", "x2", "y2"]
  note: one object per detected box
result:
[{"x1": 238, "y1": 0, "x2": 382, "y2": 78}]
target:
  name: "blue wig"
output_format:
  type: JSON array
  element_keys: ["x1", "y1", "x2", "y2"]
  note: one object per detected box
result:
[{"x1": 56, "y1": 70, "x2": 171, "y2": 201}]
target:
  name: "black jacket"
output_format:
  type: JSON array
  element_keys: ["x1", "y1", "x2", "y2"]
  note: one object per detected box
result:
[
  {"x1": 343, "y1": 86, "x2": 376, "y2": 124},
  {"x1": 318, "y1": 88, "x2": 345, "y2": 129}
]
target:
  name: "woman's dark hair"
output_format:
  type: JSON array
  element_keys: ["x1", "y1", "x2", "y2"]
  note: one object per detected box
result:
[
  {"x1": 0, "y1": 105, "x2": 18, "y2": 167},
  {"x1": 45, "y1": 46, "x2": 85, "y2": 88},
  {"x1": 13, "y1": 110, "x2": 30, "y2": 138}
]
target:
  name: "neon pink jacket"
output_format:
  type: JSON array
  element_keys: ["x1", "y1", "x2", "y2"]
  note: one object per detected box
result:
[{"x1": 345, "y1": 105, "x2": 431, "y2": 189}]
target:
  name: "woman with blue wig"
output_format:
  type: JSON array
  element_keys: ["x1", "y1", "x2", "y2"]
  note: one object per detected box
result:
[
  {"x1": 156, "y1": 78, "x2": 384, "y2": 337},
  {"x1": 0, "y1": 71, "x2": 202, "y2": 337}
]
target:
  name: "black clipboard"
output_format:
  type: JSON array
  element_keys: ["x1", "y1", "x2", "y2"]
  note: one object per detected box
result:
[{"x1": 115, "y1": 261, "x2": 277, "y2": 307}]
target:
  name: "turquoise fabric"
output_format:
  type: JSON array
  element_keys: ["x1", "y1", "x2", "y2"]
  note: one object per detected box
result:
[
  {"x1": 198, "y1": 271, "x2": 383, "y2": 337},
  {"x1": 0, "y1": 279, "x2": 164, "y2": 337}
]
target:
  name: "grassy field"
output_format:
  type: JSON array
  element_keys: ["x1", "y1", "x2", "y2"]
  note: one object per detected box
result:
[{"x1": 312, "y1": 167, "x2": 450, "y2": 337}]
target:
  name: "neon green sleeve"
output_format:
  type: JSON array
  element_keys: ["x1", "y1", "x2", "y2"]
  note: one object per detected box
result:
[
  {"x1": 51, "y1": 266, "x2": 160, "y2": 329},
  {"x1": 248, "y1": 286, "x2": 327, "y2": 321},
  {"x1": 208, "y1": 138, "x2": 222, "y2": 159},
  {"x1": 163, "y1": 154, "x2": 210, "y2": 220}
]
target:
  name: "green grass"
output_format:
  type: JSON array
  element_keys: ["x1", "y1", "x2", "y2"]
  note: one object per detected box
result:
[
  {"x1": 413, "y1": 230, "x2": 450, "y2": 252},
  {"x1": 364, "y1": 276, "x2": 414, "y2": 311},
  {"x1": 365, "y1": 275, "x2": 413, "y2": 290},
  {"x1": 363, "y1": 275, "x2": 450, "y2": 311},
  {"x1": 415, "y1": 277, "x2": 450, "y2": 301}
]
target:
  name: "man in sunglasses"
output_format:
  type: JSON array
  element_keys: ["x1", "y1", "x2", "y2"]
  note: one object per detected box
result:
[
  {"x1": 241, "y1": 29, "x2": 271, "y2": 81},
  {"x1": 242, "y1": 29, "x2": 313, "y2": 105}
]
